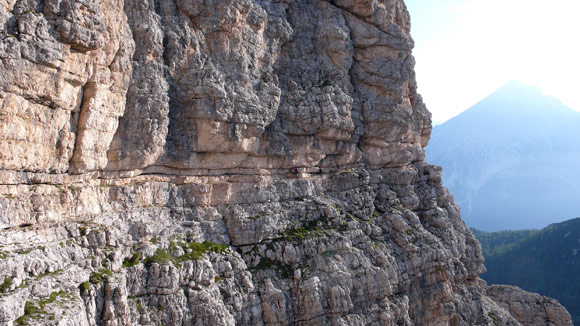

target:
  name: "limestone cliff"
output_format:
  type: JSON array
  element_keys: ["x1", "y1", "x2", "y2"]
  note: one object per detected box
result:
[
  {"x1": 0, "y1": 0, "x2": 571, "y2": 325},
  {"x1": 487, "y1": 285, "x2": 573, "y2": 326}
]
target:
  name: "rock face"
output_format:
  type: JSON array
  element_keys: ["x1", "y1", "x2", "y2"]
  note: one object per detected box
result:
[
  {"x1": 0, "y1": 0, "x2": 571, "y2": 325},
  {"x1": 487, "y1": 285, "x2": 573, "y2": 326}
]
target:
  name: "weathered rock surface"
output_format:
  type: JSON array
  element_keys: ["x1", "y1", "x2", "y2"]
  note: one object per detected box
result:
[
  {"x1": 0, "y1": 0, "x2": 571, "y2": 325},
  {"x1": 487, "y1": 285, "x2": 573, "y2": 326}
]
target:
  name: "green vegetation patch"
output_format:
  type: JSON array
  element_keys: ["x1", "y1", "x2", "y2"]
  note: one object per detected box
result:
[
  {"x1": 122, "y1": 253, "x2": 141, "y2": 268},
  {"x1": 38, "y1": 291, "x2": 76, "y2": 306},
  {"x1": 144, "y1": 240, "x2": 229, "y2": 268},
  {"x1": 89, "y1": 268, "x2": 112, "y2": 285},
  {"x1": 79, "y1": 281, "x2": 90, "y2": 293},
  {"x1": 0, "y1": 277, "x2": 12, "y2": 293},
  {"x1": 181, "y1": 241, "x2": 228, "y2": 260},
  {"x1": 247, "y1": 212, "x2": 267, "y2": 220},
  {"x1": 346, "y1": 213, "x2": 363, "y2": 222},
  {"x1": 15, "y1": 301, "x2": 40, "y2": 325},
  {"x1": 35, "y1": 269, "x2": 63, "y2": 280},
  {"x1": 144, "y1": 249, "x2": 177, "y2": 267},
  {"x1": 15, "y1": 291, "x2": 76, "y2": 325},
  {"x1": 321, "y1": 250, "x2": 338, "y2": 258},
  {"x1": 282, "y1": 220, "x2": 326, "y2": 241},
  {"x1": 254, "y1": 257, "x2": 293, "y2": 279},
  {"x1": 18, "y1": 248, "x2": 34, "y2": 255},
  {"x1": 487, "y1": 312, "x2": 502, "y2": 326}
]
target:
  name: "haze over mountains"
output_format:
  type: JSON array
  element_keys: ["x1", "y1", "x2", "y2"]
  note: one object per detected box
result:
[{"x1": 426, "y1": 81, "x2": 580, "y2": 231}]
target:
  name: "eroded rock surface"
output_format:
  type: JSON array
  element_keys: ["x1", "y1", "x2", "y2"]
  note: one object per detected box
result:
[
  {"x1": 0, "y1": 0, "x2": 571, "y2": 325},
  {"x1": 487, "y1": 285, "x2": 573, "y2": 326}
]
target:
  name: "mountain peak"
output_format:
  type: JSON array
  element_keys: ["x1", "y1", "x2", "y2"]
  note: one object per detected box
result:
[
  {"x1": 444, "y1": 81, "x2": 577, "y2": 126},
  {"x1": 427, "y1": 79, "x2": 580, "y2": 231},
  {"x1": 493, "y1": 80, "x2": 542, "y2": 96}
]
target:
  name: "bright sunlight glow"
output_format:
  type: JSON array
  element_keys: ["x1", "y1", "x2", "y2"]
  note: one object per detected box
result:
[{"x1": 405, "y1": 0, "x2": 580, "y2": 123}]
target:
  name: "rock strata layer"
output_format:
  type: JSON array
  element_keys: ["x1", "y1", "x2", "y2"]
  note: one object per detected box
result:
[{"x1": 0, "y1": 0, "x2": 571, "y2": 325}]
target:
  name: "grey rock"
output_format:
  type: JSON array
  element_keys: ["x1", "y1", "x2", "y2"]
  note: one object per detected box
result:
[
  {"x1": 0, "y1": 0, "x2": 571, "y2": 325},
  {"x1": 487, "y1": 285, "x2": 573, "y2": 326}
]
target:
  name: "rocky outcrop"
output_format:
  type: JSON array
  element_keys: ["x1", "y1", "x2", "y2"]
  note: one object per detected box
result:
[
  {"x1": 0, "y1": 0, "x2": 571, "y2": 325},
  {"x1": 487, "y1": 285, "x2": 573, "y2": 326}
]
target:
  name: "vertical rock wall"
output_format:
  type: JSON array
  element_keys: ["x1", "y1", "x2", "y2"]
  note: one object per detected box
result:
[{"x1": 0, "y1": 0, "x2": 572, "y2": 325}]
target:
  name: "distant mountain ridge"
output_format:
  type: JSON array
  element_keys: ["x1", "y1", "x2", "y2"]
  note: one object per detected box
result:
[
  {"x1": 473, "y1": 218, "x2": 580, "y2": 325},
  {"x1": 426, "y1": 81, "x2": 580, "y2": 231}
]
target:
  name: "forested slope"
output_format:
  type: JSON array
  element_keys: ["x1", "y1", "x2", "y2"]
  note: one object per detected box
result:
[{"x1": 475, "y1": 218, "x2": 580, "y2": 324}]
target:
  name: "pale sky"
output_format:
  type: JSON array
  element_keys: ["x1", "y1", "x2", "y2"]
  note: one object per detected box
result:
[{"x1": 405, "y1": 0, "x2": 580, "y2": 123}]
